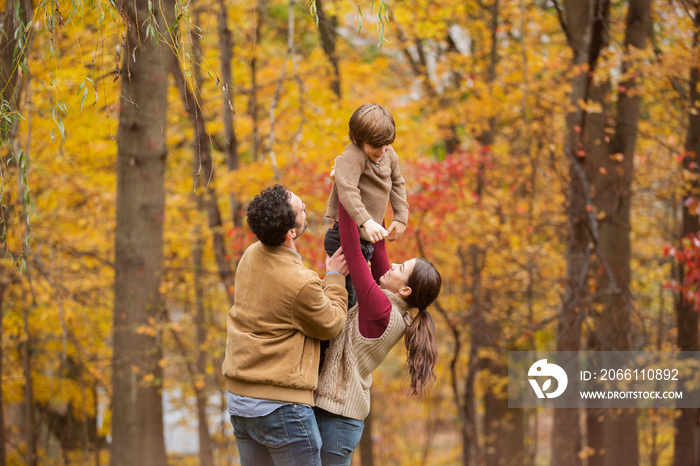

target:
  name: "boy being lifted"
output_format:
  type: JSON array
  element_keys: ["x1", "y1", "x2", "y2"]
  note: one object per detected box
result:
[{"x1": 324, "y1": 103, "x2": 409, "y2": 307}]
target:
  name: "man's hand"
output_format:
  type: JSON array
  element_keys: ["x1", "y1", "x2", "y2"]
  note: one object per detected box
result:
[
  {"x1": 360, "y1": 218, "x2": 388, "y2": 243},
  {"x1": 326, "y1": 247, "x2": 349, "y2": 277},
  {"x1": 386, "y1": 221, "x2": 406, "y2": 242}
]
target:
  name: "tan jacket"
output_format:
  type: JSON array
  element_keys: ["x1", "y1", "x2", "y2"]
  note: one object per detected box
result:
[
  {"x1": 325, "y1": 144, "x2": 409, "y2": 227},
  {"x1": 222, "y1": 241, "x2": 348, "y2": 405}
]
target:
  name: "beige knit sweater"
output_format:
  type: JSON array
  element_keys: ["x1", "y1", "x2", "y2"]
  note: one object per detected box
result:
[
  {"x1": 325, "y1": 143, "x2": 409, "y2": 227},
  {"x1": 315, "y1": 290, "x2": 411, "y2": 420}
]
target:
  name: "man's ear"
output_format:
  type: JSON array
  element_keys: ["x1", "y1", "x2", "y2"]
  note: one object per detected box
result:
[
  {"x1": 286, "y1": 229, "x2": 296, "y2": 240},
  {"x1": 398, "y1": 285, "x2": 412, "y2": 299}
]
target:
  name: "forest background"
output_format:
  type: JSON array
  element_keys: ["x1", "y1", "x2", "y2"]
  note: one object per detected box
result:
[{"x1": 1, "y1": 0, "x2": 700, "y2": 465}]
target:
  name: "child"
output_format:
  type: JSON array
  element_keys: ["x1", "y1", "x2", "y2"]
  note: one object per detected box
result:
[{"x1": 324, "y1": 103, "x2": 409, "y2": 308}]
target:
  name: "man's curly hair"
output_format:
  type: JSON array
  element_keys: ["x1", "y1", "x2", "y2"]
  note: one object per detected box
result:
[{"x1": 247, "y1": 184, "x2": 297, "y2": 246}]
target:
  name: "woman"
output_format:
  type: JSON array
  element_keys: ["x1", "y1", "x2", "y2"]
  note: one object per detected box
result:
[{"x1": 314, "y1": 202, "x2": 442, "y2": 465}]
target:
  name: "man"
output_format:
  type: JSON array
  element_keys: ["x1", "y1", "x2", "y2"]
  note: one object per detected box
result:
[{"x1": 222, "y1": 184, "x2": 349, "y2": 465}]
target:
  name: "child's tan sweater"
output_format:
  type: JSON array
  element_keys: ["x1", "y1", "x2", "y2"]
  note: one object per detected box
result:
[{"x1": 325, "y1": 143, "x2": 409, "y2": 227}]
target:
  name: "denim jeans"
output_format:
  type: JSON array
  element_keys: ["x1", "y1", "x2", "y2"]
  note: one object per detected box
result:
[
  {"x1": 231, "y1": 404, "x2": 322, "y2": 466},
  {"x1": 314, "y1": 408, "x2": 364, "y2": 466}
]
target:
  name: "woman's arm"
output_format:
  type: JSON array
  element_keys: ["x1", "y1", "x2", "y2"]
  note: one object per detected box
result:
[
  {"x1": 370, "y1": 234, "x2": 389, "y2": 284},
  {"x1": 338, "y1": 202, "x2": 392, "y2": 338}
]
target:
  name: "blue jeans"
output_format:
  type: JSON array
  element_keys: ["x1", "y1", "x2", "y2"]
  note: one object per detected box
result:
[
  {"x1": 231, "y1": 404, "x2": 322, "y2": 466},
  {"x1": 314, "y1": 408, "x2": 364, "y2": 466}
]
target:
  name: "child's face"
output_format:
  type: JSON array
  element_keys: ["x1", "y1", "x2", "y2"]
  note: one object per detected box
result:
[{"x1": 362, "y1": 143, "x2": 390, "y2": 164}]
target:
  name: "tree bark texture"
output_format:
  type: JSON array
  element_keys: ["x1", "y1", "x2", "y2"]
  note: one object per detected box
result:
[
  {"x1": 0, "y1": 2, "x2": 34, "y2": 463},
  {"x1": 249, "y1": 1, "x2": 264, "y2": 161},
  {"x1": 187, "y1": 19, "x2": 215, "y2": 464},
  {"x1": 551, "y1": 1, "x2": 604, "y2": 464},
  {"x1": 0, "y1": 0, "x2": 33, "y2": 111},
  {"x1": 0, "y1": 284, "x2": 5, "y2": 466},
  {"x1": 593, "y1": 1, "x2": 650, "y2": 464},
  {"x1": 171, "y1": 64, "x2": 235, "y2": 306},
  {"x1": 581, "y1": 4, "x2": 611, "y2": 465},
  {"x1": 674, "y1": 7, "x2": 700, "y2": 466},
  {"x1": 315, "y1": 0, "x2": 341, "y2": 98},
  {"x1": 22, "y1": 290, "x2": 35, "y2": 466},
  {"x1": 188, "y1": 18, "x2": 215, "y2": 466},
  {"x1": 217, "y1": 0, "x2": 243, "y2": 226},
  {"x1": 110, "y1": 0, "x2": 174, "y2": 464}
]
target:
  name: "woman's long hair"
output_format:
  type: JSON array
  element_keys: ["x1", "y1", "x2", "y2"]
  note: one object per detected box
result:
[{"x1": 403, "y1": 258, "x2": 441, "y2": 398}]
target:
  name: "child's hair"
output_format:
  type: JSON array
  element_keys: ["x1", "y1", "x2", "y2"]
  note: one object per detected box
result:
[
  {"x1": 403, "y1": 258, "x2": 442, "y2": 398},
  {"x1": 348, "y1": 103, "x2": 396, "y2": 149}
]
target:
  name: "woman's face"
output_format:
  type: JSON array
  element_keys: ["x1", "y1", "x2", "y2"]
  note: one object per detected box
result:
[{"x1": 379, "y1": 258, "x2": 416, "y2": 296}]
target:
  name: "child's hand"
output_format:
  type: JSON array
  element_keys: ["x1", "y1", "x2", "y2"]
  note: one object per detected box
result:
[
  {"x1": 329, "y1": 157, "x2": 340, "y2": 183},
  {"x1": 360, "y1": 219, "x2": 388, "y2": 243},
  {"x1": 386, "y1": 221, "x2": 406, "y2": 242}
]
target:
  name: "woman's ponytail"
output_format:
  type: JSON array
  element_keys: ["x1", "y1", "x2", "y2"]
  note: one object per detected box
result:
[
  {"x1": 405, "y1": 307, "x2": 437, "y2": 397},
  {"x1": 403, "y1": 258, "x2": 442, "y2": 398}
]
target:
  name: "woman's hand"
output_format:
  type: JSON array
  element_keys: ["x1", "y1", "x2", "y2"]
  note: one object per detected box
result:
[{"x1": 386, "y1": 221, "x2": 406, "y2": 242}]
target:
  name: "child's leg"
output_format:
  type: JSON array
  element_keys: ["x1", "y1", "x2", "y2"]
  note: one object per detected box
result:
[{"x1": 324, "y1": 223, "x2": 359, "y2": 308}]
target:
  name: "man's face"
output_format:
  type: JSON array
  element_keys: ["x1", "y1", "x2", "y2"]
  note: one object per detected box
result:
[{"x1": 288, "y1": 192, "x2": 307, "y2": 238}]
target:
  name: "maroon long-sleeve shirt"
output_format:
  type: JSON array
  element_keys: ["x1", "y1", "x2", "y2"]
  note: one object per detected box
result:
[{"x1": 338, "y1": 202, "x2": 393, "y2": 338}]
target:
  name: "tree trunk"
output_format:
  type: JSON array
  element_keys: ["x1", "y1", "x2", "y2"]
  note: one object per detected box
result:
[
  {"x1": 315, "y1": 0, "x2": 341, "y2": 99},
  {"x1": 0, "y1": 0, "x2": 33, "y2": 112},
  {"x1": 1, "y1": 6, "x2": 35, "y2": 459},
  {"x1": 483, "y1": 377, "x2": 525, "y2": 466},
  {"x1": 217, "y1": 0, "x2": 243, "y2": 226},
  {"x1": 21, "y1": 289, "x2": 36, "y2": 466},
  {"x1": 250, "y1": 1, "x2": 264, "y2": 161},
  {"x1": 110, "y1": 1, "x2": 174, "y2": 464},
  {"x1": 187, "y1": 14, "x2": 215, "y2": 466},
  {"x1": 675, "y1": 7, "x2": 700, "y2": 466},
  {"x1": 466, "y1": 241, "x2": 488, "y2": 466},
  {"x1": 0, "y1": 3, "x2": 34, "y2": 463},
  {"x1": 94, "y1": 384, "x2": 101, "y2": 466},
  {"x1": 582, "y1": 10, "x2": 610, "y2": 464},
  {"x1": 593, "y1": 1, "x2": 650, "y2": 464},
  {"x1": 0, "y1": 5, "x2": 34, "y2": 459},
  {"x1": 0, "y1": 284, "x2": 5, "y2": 466},
  {"x1": 171, "y1": 60, "x2": 235, "y2": 306},
  {"x1": 551, "y1": 0, "x2": 604, "y2": 463},
  {"x1": 416, "y1": 226, "x2": 466, "y2": 466}
]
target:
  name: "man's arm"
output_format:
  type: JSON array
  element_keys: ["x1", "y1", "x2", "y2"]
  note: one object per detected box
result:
[
  {"x1": 292, "y1": 248, "x2": 348, "y2": 340},
  {"x1": 293, "y1": 274, "x2": 348, "y2": 340}
]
